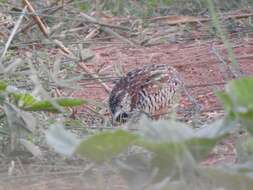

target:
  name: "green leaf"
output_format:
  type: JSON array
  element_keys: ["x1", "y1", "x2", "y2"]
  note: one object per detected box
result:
[
  {"x1": 227, "y1": 77, "x2": 253, "y2": 108},
  {"x1": 139, "y1": 140, "x2": 191, "y2": 179},
  {"x1": 11, "y1": 93, "x2": 37, "y2": 108},
  {"x1": 22, "y1": 97, "x2": 86, "y2": 112},
  {"x1": 4, "y1": 102, "x2": 35, "y2": 133},
  {"x1": 76, "y1": 130, "x2": 138, "y2": 163},
  {"x1": 198, "y1": 165, "x2": 253, "y2": 190},
  {"x1": 75, "y1": 2, "x2": 91, "y2": 12},
  {"x1": 19, "y1": 138, "x2": 42, "y2": 157},
  {"x1": 244, "y1": 138, "x2": 253, "y2": 155},
  {"x1": 217, "y1": 77, "x2": 253, "y2": 133},
  {"x1": 186, "y1": 138, "x2": 218, "y2": 161},
  {"x1": 125, "y1": 119, "x2": 225, "y2": 180},
  {"x1": 0, "y1": 80, "x2": 7, "y2": 92},
  {"x1": 46, "y1": 124, "x2": 80, "y2": 156},
  {"x1": 237, "y1": 137, "x2": 253, "y2": 162},
  {"x1": 11, "y1": 91, "x2": 87, "y2": 112},
  {"x1": 137, "y1": 119, "x2": 195, "y2": 143},
  {"x1": 137, "y1": 119, "x2": 223, "y2": 157},
  {"x1": 216, "y1": 91, "x2": 235, "y2": 119}
]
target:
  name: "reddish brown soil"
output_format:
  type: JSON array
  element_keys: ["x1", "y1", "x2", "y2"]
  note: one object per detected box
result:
[
  {"x1": 72, "y1": 37, "x2": 253, "y2": 119},
  {"x1": 2, "y1": 37, "x2": 252, "y2": 190}
]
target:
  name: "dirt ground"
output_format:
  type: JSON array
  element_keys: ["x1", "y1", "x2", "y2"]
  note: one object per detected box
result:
[
  {"x1": 1, "y1": 1, "x2": 253, "y2": 188},
  {"x1": 72, "y1": 36, "x2": 253, "y2": 122},
  {"x1": 1, "y1": 23, "x2": 253, "y2": 190},
  {"x1": 0, "y1": 36, "x2": 252, "y2": 189}
]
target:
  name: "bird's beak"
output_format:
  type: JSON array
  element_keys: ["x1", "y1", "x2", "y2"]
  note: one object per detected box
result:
[{"x1": 112, "y1": 111, "x2": 121, "y2": 123}]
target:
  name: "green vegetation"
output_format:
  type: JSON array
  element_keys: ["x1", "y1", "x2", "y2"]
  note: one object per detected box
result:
[
  {"x1": 0, "y1": 79, "x2": 86, "y2": 153},
  {"x1": 46, "y1": 76, "x2": 253, "y2": 189},
  {"x1": 0, "y1": 0, "x2": 253, "y2": 189}
]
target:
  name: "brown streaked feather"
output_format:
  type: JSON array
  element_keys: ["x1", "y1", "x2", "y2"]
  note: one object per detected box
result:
[{"x1": 109, "y1": 64, "x2": 183, "y2": 122}]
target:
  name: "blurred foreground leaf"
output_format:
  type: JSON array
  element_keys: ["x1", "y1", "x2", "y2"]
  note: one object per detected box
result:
[
  {"x1": 45, "y1": 115, "x2": 239, "y2": 189},
  {"x1": 76, "y1": 130, "x2": 138, "y2": 163},
  {"x1": 12, "y1": 93, "x2": 87, "y2": 112},
  {"x1": 46, "y1": 124, "x2": 80, "y2": 156},
  {"x1": 23, "y1": 98, "x2": 87, "y2": 112},
  {"x1": 3, "y1": 102, "x2": 36, "y2": 152},
  {"x1": 19, "y1": 138, "x2": 42, "y2": 157},
  {"x1": 198, "y1": 165, "x2": 253, "y2": 190},
  {"x1": 12, "y1": 93, "x2": 37, "y2": 108},
  {"x1": 47, "y1": 117, "x2": 230, "y2": 164},
  {"x1": 0, "y1": 80, "x2": 7, "y2": 92},
  {"x1": 4, "y1": 102, "x2": 35, "y2": 133},
  {"x1": 217, "y1": 77, "x2": 253, "y2": 133},
  {"x1": 138, "y1": 119, "x2": 228, "y2": 160}
]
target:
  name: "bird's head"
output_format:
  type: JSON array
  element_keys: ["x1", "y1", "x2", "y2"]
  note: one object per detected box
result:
[
  {"x1": 109, "y1": 90, "x2": 132, "y2": 124},
  {"x1": 113, "y1": 110, "x2": 129, "y2": 123}
]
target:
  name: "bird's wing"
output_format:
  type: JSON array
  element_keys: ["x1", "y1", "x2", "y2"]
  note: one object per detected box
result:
[{"x1": 127, "y1": 65, "x2": 182, "y2": 111}]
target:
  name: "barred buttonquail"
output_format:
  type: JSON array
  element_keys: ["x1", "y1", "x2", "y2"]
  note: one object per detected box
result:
[{"x1": 109, "y1": 64, "x2": 183, "y2": 123}]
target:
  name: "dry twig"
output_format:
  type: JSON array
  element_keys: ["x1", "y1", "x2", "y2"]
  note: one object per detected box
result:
[
  {"x1": 0, "y1": 6, "x2": 27, "y2": 68},
  {"x1": 23, "y1": 0, "x2": 49, "y2": 37},
  {"x1": 147, "y1": 13, "x2": 253, "y2": 25},
  {"x1": 81, "y1": 13, "x2": 137, "y2": 46},
  {"x1": 19, "y1": 0, "x2": 74, "y2": 34},
  {"x1": 78, "y1": 62, "x2": 111, "y2": 93}
]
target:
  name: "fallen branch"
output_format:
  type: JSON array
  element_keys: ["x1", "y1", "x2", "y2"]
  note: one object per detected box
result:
[
  {"x1": 22, "y1": 0, "x2": 49, "y2": 37},
  {"x1": 53, "y1": 42, "x2": 111, "y2": 94},
  {"x1": 147, "y1": 12, "x2": 253, "y2": 25},
  {"x1": 19, "y1": 2, "x2": 111, "y2": 94},
  {"x1": 78, "y1": 62, "x2": 111, "y2": 94},
  {"x1": 81, "y1": 13, "x2": 137, "y2": 46},
  {"x1": 53, "y1": 39, "x2": 74, "y2": 56},
  {"x1": 19, "y1": 0, "x2": 74, "y2": 34},
  {"x1": 0, "y1": 6, "x2": 27, "y2": 68}
]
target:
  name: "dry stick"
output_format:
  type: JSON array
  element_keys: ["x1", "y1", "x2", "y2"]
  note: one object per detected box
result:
[
  {"x1": 18, "y1": 0, "x2": 74, "y2": 34},
  {"x1": 147, "y1": 13, "x2": 253, "y2": 25},
  {"x1": 84, "y1": 27, "x2": 101, "y2": 40},
  {"x1": 22, "y1": 1, "x2": 73, "y2": 58},
  {"x1": 10, "y1": 38, "x2": 125, "y2": 48},
  {"x1": 207, "y1": 0, "x2": 242, "y2": 78},
  {"x1": 149, "y1": 15, "x2": 210, "y2": 25},
  {"x1": 22, "y1": 1, "x2": 111, "y2": 94},
  {"x1": 53, "y1": 42, "x2": 111, "y2": 94},
  {"x1": 54, "y1": 39, "x2": 111, "y2": 93},
  {"x1": 53, "y1": 39, "x2": 74, "y2": 56},
  {"x1": 10, "y1": 5, "x2": 110, "y2": 111},
  {"x1": 16, "y1": 10, "x2": 131, "y2": 31},
  {"x1": 21, "y1": 3, "x2": 111, "y2": 94},
  {"x1": 62, "y1": 53, "x2": 111, "y2": 94},
  {"x1": 81, "y1": 13, "x2": 137, "y2": 46},
  {"x1": 185, "y1": 82, "x2": 226, "y2": 89},
  {"x1": 0, "y1": 6, "x2": 27, "y2": 70},
  {"x1": 211, "y1": 46, "x2": 233, "y2": 80},
  {"x1": 82, "y1": 20, "x2": 131, "y2": 31},
  {"x1": 23, "y1": 0, "x2": 49, "y2": 38},
  {"x1": 78, "y1": 62, "x2": 111, "y2": 93}
]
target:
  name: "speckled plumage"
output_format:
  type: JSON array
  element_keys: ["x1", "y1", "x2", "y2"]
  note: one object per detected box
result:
[{"x1": 109, "y1": 64, "x2": 183, "y2": 123}]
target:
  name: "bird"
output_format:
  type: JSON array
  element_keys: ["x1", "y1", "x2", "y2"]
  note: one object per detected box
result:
[{"x1": 109, "y1": 64, "x2": 183, "y2": 123}]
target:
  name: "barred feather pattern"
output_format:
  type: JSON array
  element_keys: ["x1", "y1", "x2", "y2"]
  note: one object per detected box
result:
[{"x1": 109, "y1": 64, "x2": 183, "y2": 123}]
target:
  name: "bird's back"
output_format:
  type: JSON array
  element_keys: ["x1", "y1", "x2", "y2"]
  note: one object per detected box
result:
[{"x1": 109, "y1": 64, "x2": 183, "y2": 122}]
